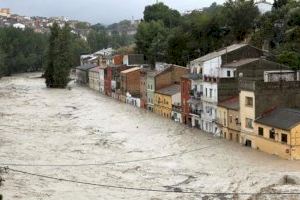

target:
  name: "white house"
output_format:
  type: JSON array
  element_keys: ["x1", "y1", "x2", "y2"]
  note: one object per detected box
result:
[
  {"x1": 188, "y1": 44, "x2": 263, "y2": 134},
  {"x1": 255, "y1": 0, "x2": 273, "y2": 14},
  {"x1": 13, "y1": 23, "x2": 26, "y2": 30}
]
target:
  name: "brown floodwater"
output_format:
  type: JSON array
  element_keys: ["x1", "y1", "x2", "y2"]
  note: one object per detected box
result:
[{"x1": 1, "y1": 73, "x2": 300, "y2": 200}]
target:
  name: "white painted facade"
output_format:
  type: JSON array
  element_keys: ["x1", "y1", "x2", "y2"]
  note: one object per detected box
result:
[
  {"x1": 99, "y1": 68, "x2": 105, "y2": 94},
  {"x1": 189, "y1": 55, "x2": 237, "y2": 134},
  {"x1": 126, "y1": 92, "x2": 141, "y2": 108}
]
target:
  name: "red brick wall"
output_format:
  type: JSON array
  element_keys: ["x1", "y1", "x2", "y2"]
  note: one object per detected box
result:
[
  {"x1": 104, "y1": 67, "x2": 112, "y2": 96},
  {"x1": 181, "y1": 76, "x2": 191, "y2": 125},
  {"x1": 113, "y1": 55, "x2": 124, "y2": 65},
  {"x1": 121, "y1": 69, "x2": 141, "y2": 96}
]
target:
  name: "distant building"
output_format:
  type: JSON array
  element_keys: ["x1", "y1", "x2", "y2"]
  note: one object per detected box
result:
[
  {"x1": 154, "y1": 84, "x2": 181, "y2": 120},
  {"x1": 255, "y1": 0, "x2": 272, "y2": 14},
  {"x1": 120, "y1": 67, "x2": 141, "y2": 98},
  {"x1": 88, "y1": 66, "x2": 100, "y2": 91},
  {"x1": 181, "y1": 75, "x2": 192, "y2": 125},
  {"x1": 217, "y1": 96, "x2": 241, "y2": 142},
  {"x1": 0, "y1": 8, "x2": 10, "y2": 17},
  {"x1": 146, "y1": 65, "x2": 188, "y2": 112},
  {"x1": 123, "y1": 54, "x2": 145, "y2": 66},
  {"x1": 13, "y1": 23, "x2": 25, "y2": 30},
  {"x1": 75, "y1": 64, "x2": 96, "y2": 85}
]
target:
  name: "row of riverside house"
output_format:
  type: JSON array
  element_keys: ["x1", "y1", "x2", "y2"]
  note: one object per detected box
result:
[{"x1": 76, "y1": 44, "x2": 300, "y2": 160}]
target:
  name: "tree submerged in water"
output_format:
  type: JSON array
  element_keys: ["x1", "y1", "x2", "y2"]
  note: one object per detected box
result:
[{"x1": 44, "y1": 23, "x2": 72, "y2": 88}]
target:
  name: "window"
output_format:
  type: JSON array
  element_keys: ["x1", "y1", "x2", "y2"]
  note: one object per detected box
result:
[
  {"x1": 209, "y1": 89, "x2": 213, "y2": 98},
  {"x1": 229, "y1": 115, "x2": 233, "y2": 123},
  {"x1": 281, "y1": 134, "x2": 287, "y2": 143},
  {"x1": 258, "y1": 127, "x2": 264, "y2": 136},
  {"x1": 245, "y1": 118, "x2": 253, "y2": 129},
  {"x1": 227, "y1": 70, "x2": 231, "y2": 77},
  {"x1": 269, "y1": 128, "x2": 275, "y2": 140},
  {"x1": 245, "y1": 97, "x2": 253, "y2": 107},
  {"x1": 205, "y1": 88, "x2": 208, "y2": 97}
]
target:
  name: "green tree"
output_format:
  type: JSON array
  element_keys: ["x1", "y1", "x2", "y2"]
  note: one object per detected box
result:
[
  {"x1": 224, "y1": 0, "x2": 259, "y2": 41},
  {"x1": 135, "y1": 21, "x2": 168, "y2": 64},
  {"x1": 144, "y1": 2, "x2": 181, "y2": 28},
  {"x1": 45, "y1": 23, "x2": 72, "y2": 88},
  {"x1": 0, "y1": 48, "x2": 7, "y2": 77}
]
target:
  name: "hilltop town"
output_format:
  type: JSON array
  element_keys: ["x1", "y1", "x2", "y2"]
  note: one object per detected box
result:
[{"x1": 0, "y1": 8, "x2": 140, "y2": 39}]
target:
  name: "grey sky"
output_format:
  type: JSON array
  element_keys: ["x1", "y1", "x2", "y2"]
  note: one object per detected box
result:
[{"x1": 0, "y1": 0, "x2": 226, "y2": 25}]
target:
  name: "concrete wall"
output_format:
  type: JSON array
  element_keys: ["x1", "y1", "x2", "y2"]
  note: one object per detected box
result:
[
  {"x1": 88, "y1": 70, "x2": 100, "y2": 91},
  {"x1": 203, "y1": 56, "x2": 222, "y2": 78},
  {"x1": 221, "y1": 45, "x2": 263, "y2": 65}
]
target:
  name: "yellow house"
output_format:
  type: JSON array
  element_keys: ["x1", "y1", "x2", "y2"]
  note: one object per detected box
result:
[
  {"x1": 254, "y1": 108, "x2": 300, "y2": 160},
  {"x1": 154, "y1": 85, "x2": 181, "y2": 119},
  {"x1": 217, "y1": 96, "x2": 241, "y2": 143},
  {"x1": 239, "y1": 90, "x2": 256, "y2": 147}
]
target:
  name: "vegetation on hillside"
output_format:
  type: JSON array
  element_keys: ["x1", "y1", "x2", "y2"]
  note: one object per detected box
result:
[{"x1": 135, "y1": 0, "x2": 300, "y2": 69}]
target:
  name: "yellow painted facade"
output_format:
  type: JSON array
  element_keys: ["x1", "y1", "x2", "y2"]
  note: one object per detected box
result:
[
  {"x1": 253, "y1": 123, "x2": 300, "y2": 160},
  {"x1": 217, "y1": 104, "x2": 241, "y2": 143},
  {"x1": 154, "y1": 93, "x2": 172, "y2": 118},
  {"x1": 239, "y1": 90, "x2": 256, "y2": 146}
]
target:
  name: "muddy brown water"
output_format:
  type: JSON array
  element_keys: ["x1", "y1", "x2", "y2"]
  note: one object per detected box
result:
[{"x1": 1, "y1": 73, "x2": 300, "y2": 200}]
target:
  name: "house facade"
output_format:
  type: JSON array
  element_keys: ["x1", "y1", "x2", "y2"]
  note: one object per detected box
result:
[
  {"x1": 146, "y1": 65, "x2": 188, "y2": 112},
  {"x1": 99, "y1": 66, "x2": 106, "y2": 94},
  {"x1": 188, "y1": 44, "x2": 263, "y2": 134},
  {"x1": 239, "y1": 71, "x2": 300, "y2": 149},
  {"x1": 217, "y1": 96, "x2": 241, "y2": 142},
  {"x1": 154, "y1": 84, "x2": 181, "y2": 119},
  {"x1": 88, "y1": 66, "x2": 100, "y2": 91},
  {"x1": 254, "y1": 108, "x2": 300, "y2": 160},
  {"x1": 75, "y1": 64, "x2": 96, "y2": 85},
  {"x1": 181, "y1": 75, "x2": 191, "y2": 125}
]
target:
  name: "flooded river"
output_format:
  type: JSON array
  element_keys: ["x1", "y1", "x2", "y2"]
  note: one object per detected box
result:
[{"x1": 1, "y1": 73, "x2": 300, "y2": 200}]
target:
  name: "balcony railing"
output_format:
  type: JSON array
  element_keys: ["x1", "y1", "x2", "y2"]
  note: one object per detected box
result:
[
  {"x1": 189, "y1": 73, "x2": 202, "y2": 80},
  {"x1": 190, "y1": 89, "x2": 203, "y2": 100},
  {"x1": 190, "y1": 109, "x2": 202, "y2": 116}
]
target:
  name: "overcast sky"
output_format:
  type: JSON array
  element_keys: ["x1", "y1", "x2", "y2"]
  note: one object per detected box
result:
[{"x1": 0, "y1": 0, "x2": 226, "y2": 25}]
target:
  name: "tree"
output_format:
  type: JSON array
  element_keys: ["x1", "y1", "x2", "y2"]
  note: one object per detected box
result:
[
  {"x1": 273, "y1": 0, "x2": 288, "y2": 9},
  {"x1": 144, "y1": 3, "x2": 181, "y2": 28},
  {"x1": 0, "y1": 48, "x2": 7, "y2": 77},
  {"x1": 135, "y1": 21, "x2": 168, "y2": 64},
  {"x1": 224, "y1": 0, "x2": 259, "y2": 41},
  {"x1": 45, "y1": 23, "x2": 72, "y2": 88}
]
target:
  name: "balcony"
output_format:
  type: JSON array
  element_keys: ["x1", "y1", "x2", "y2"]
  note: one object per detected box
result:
[
  {"x1": 188, "y1": 73, "x2": 202, "y2": 80},
  {"x1": 190, "y1": 109, "x2": 202, "y2": 117},
  {"x1": 190, "y1": 89, "x2": 203, "y2": 100}
]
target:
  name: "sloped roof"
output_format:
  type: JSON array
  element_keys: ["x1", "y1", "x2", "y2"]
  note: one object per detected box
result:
[
  {"x1": 218, "y1": 96, "x2": 239, "y2": 111},
  {"x1": 191, "y1": 44, "x2": 248, "y2": 63},
  {"x1": 121, "y1": 67, "x2": 140, "y2": 74},
  {"x1": 255, "y1": 108, "x2": 300, "y2": 131},
  {"x1": 156, "y1": 84, "x2": 181, "y2": 96},
  {"x1": 76, "y1": 64, "x2": 96, "y2": 71},
  {"x1": 89, "y1": 66, "x2": 101, "y2": 72},
  {"x1": 222, "y1": 58, "x2": 259, "y2": 68}
]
